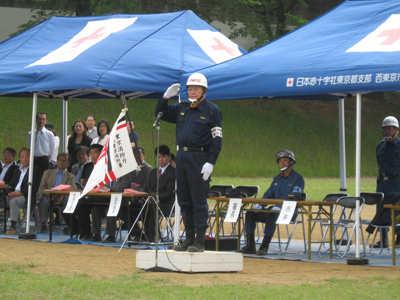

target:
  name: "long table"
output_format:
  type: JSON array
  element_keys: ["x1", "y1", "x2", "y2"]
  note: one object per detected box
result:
[
  {"x1": 0, "y1": 185, "x2": 11, "y2": 232},
  {"x1": 44, "y1": 190, "x2": 150, "y2": 241},
  {"x1": 383, "y1": 204, "x2": 400, "y2": 266},
  {"x1": 209, "y1": 197, "x2": 337, "y2": 260}
]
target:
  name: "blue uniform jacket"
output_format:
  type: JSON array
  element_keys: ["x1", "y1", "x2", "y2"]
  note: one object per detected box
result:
[
  {"x1": 376, "y1": 137, "x2": 400, "y2": 174},
  {"x1": 262, "y1": 169, "x2": 305, "y2": 201},
  {"x1": 155, "y1": 98, "x2": 222, "y2": 165}
]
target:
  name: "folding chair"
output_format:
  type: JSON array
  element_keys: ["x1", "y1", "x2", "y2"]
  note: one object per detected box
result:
[
  {"x1": 360, "y1": 192, "x2": 396, "y2": 255},
  {"x1": 310, "y1": 193, "x2": 347, "y2": 252},
  {"x1": 158, "y1": 201, "x2": 176, "y2": 242},
  {"x1": 323, "y1": 196, "x2": 365, "y2": 258},
  {"x1": 17, "y1": 206, "x2": 40, "y2": 234},
  {"x1": 276, "y1": 193, "x2": 307, "y2": 254},
  {"x1": 234, "y1": 186, "x2": 260, "y2": 239},
  {"x1": 207, "y1": 185, "x2": 234, "y2": 236}
]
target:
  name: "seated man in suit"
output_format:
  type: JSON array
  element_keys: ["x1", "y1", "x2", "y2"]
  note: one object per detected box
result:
[
  {"x1": 70, "y1": 146, "x2": 90, "y2": 185},
  {"x1": 90, "y1": 172, "x2": 132, "y2": 243},
  {"x1": 91, "y1": 147, "x2": 153, "y2": 243},
  {"x1": 37, "y1": 153, "x2": 77, "y2": 233},
  {"x1": 237, "y1": 150, "x2": 305, "y2": 256},
  {"x1": 149, "y1": 145, "x2": 176, "y2": 219},
  {"x1": 5, "y1": 148, "x2": 42, "y2": 235},
  {"x1": 76, "y1": 144, "x2": 103, "y2": 240},
  {"x1": 129, "y1": 145, "x2": 176, "y2": 243},
  {"x1": 0, "y1": 147, "x2": 19, "y2": 185}
]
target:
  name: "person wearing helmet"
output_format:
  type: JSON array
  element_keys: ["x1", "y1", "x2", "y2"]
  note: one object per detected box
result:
[
  {"x1": 155, "y1": 73, "x2": 222, "y2": 252},
  {"x1": 237, "y1": 150, "x2": 305, "y2": 256},
  {"x1": 367, "y1": 116, "x2": 400, "y2": 248}
]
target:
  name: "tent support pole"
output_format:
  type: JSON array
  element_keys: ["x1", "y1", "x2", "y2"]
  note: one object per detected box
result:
[
  {"x1": 339, "y1": 97, "x2": 347, "y2": 194},
  {"x1": 19, "y1": 92, "x2": 38, "y2": 239},
  {"x1": 61, "y1": 97, "x2": 68, "y2": 153},
  {"x1": 347, "y1": 92, "x2": 368, "y2": 265}
]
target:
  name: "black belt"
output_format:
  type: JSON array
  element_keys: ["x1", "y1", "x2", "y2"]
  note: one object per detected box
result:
[
  {"x1": 180, "y1": 146, "x2": 207, "y2": 152},
  {"x1": 378, "y1": 174, "x2": 400, "y2": 181}
]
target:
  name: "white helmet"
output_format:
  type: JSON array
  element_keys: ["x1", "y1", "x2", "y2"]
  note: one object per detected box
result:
[
  {"x1": 186, "y1": 73, "x2": 208, "y2": 89},
  {"x1": 382, "y1": 116, "x2": 399, "y2": 128}
]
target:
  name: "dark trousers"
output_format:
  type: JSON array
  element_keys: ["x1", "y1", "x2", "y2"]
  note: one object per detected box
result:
[
  {"x1": 366, "y1": 192, "x2": 400, "y2": 235},
  {"x1": 34, "y1": 156, "x2": 49, "y2": 174},
  {"x1": 245, "y1": 207, "x2": 280, "y2": 238},
  {"x1": 176, "y1": 151, "x2": 209, "y2": 230}
]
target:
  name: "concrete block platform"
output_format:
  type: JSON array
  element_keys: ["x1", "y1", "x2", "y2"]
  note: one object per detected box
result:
[{"x1": 136, "y1": 250, "x2": 243, "y2": 273}]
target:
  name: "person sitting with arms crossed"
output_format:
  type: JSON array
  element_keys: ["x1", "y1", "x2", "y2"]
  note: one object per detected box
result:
[{"x1": 237, "y1": 150, "x2": 305, "y2": 256}]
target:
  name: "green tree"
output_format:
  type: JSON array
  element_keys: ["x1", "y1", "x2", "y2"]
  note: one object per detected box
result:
[
  {"x1": 11, "y1": 0, "x2": 143, "y2": 37},
  {"x1": 158, "y1": 0, "x2": 309, "y2": 49}
]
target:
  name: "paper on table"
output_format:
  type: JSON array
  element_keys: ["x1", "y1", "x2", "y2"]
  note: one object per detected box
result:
[
  {"x1": 276, "y1": 201, "x2": 297, "y2": 224},
  {"x1": 124, "y1": 188, "x2": 142, "y2": 194},
  {"x1": 51, "y1": 184, "x2": 71, "y2": 191},
  {"x1": 63, "y1": 192, "x2": 81, "y2": 214},
  {"x1": 90, "y1": 187, "x2": 110, "y2": 193},
  {"x1": 224, "y1": 198, "x2": 242, "y2": 223},
  {"x1": 107, "y1": 194, "x2": 122, "y2": 217}
]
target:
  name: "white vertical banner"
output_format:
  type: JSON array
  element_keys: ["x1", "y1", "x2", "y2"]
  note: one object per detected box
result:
[
  {"x1": 107, "y1": 193, "x2": 123, "y2": 217},
  {"x1": 63, "y1": 192, "x2": 82, "y2": 214},
  {"x1": 224, "y1": 198, "x2": 242, "y2": 223},
  {"x1": 276, "y1": 201, "x2": 297, "y2": 224}
]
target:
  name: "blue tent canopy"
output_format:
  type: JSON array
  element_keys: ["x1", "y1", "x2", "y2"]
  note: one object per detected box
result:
[
  {"x1": 0, "y1": 10, "x2": 246, "y2": 99},
  {"x1": 181, "y1": 0, "x2": 400, "y2": 101}
]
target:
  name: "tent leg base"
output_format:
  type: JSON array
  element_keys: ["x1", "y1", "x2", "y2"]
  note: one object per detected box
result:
[{"x1": 347, "y1": 258, "x2": 369, "y2": 265}]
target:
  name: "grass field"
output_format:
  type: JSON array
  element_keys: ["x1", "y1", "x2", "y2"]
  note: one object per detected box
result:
[{"x1": 0, "y1": 263, "x2": 399, "y2": 299}]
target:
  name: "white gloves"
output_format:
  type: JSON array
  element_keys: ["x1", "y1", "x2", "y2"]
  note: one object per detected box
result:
[
  {"x1": 164, "y1": 83, "x2": 181, "y2": 99},
  {"x1": 201, "y1": 162, "x2": 214, "y2": 181}
]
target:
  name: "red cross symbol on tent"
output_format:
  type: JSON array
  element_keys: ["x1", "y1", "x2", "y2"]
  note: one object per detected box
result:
[
  {"x1": 73, "y1": 27, "x2": 106, "y2": 48},
  {"x1": 377, "y1": 27, "x2": 400, "y2": 45},
  {"x1": 211, "y1": 37, "x2": 236, "y2": 56}
]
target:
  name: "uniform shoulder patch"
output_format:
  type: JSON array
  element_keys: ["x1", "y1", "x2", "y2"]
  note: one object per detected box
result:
[
  {"x1": 201, "y1": 116, "x2": 206, "y2": 119},
  {"x1": 180, "y1": 112, "x2": 185, "y2": 115}
]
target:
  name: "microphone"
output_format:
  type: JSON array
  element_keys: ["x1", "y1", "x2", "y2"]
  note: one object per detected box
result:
[{"x1": 152, "y1": 112, "x2": 164, "y2": 128}]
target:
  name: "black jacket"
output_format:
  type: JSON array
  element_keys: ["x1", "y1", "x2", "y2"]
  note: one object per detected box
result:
[{"x1": 0, "y1": 162, "x2": 19, "y2": 185}]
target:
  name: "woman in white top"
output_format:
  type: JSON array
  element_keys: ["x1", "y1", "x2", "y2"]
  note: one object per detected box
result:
[
  {"x1": 44, "y1": 123, "x2": 59, "y2": 164},
  {"x1": 91, "y1": 119, "x2": 111, "y2": 146}
]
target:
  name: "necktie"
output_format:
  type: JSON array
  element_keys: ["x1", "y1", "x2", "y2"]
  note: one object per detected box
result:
[{"x1": 159, "y1": 168, "x2": 162, "y2": 177}]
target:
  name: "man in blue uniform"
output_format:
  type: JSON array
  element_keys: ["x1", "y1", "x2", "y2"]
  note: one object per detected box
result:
[
  {"x1": 155, "y1": 73, "x2": 222, "y2": 252},
  {"x1": 237, "y1": 150, "x2": 305, "y2": 256},
  {"x1": 368, "y1": 116, "x2": 400, "y2": 248}
]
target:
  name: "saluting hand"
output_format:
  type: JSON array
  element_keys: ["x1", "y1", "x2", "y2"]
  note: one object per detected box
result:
[{"x1": 163, "y1": 83, "x2": 181, "y2": 99}]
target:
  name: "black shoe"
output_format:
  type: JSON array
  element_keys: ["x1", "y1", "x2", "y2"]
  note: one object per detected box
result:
[
  {"x1": 256, "y1": 236, "x2": 272, "y2": 256},
  {"x1": 90, "y1": 234, "x2": 102, "y2": 242},
  {"x1": 100, "y1": 235, "x2": 116, "y2": 243},
  {"x1": 80, "y1": 234, "x2": 93, "y2": 241},
  {"x1": 236, "y1": 234, "x2": 256, "y2": 254},
  {"x1": 187, "y1": 229, "x2": 206, "y2": 252},
  {"x1": 173, "y1": 228, "x2": 195, "y2": 251},
  {"x1": 40, "y1": 224, "x2": 47, "y2": 233}
]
